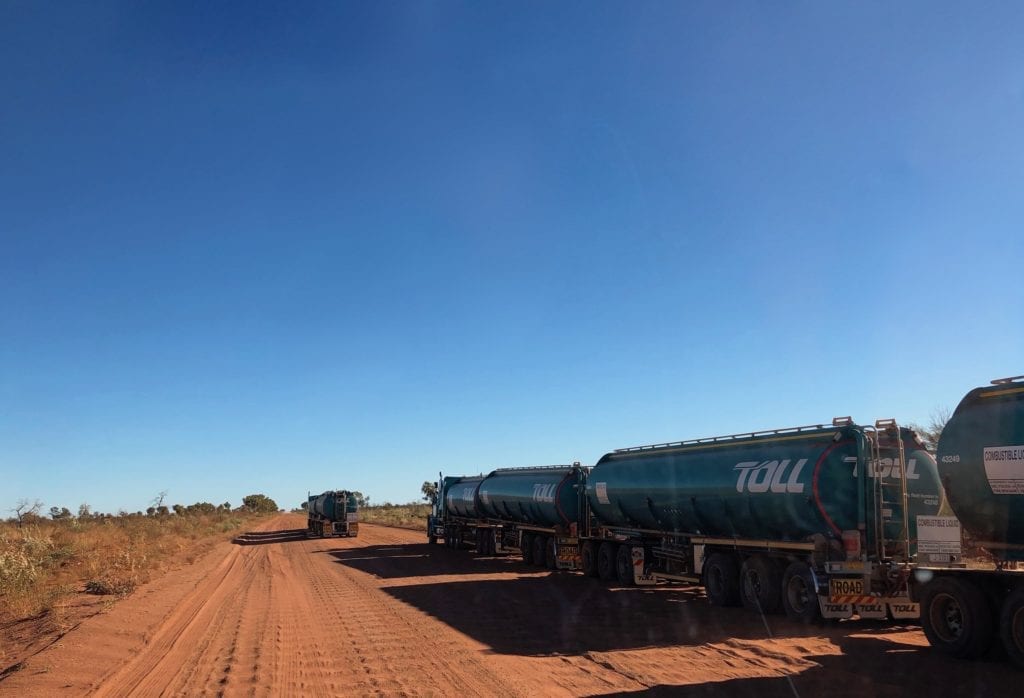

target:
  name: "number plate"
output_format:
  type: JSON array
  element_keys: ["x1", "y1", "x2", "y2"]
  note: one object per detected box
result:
[{"x1": 830, "y1": 578, "x2": 864, "y2": 597}]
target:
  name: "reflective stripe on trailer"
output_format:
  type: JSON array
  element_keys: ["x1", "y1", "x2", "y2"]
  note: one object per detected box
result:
[{"x1": 831, "y1": 595, "x2": 876, "y2": 605}]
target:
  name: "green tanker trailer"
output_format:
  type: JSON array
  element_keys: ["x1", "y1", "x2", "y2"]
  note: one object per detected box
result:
[
  {"x1": 910, "y1": 375, "x2": 1024, "y2": 667},
  {"x1": 427, "y1": 466, "x2": 586, "y2": 567},
  {"x1": 574, "y1": 419, "x2": 944, "y2": 624},
  {"x1": 307, "y1": 490, "x2": 359, "y2": 537}
]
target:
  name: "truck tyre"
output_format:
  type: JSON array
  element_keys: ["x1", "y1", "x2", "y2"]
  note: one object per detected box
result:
[
  {"x1": 782, "y1": 561, "x2": 821, "y2": 623},
  {"x1": 920, "y1": 576, "x2": 994, "y2": 659},
  {"x1": 704, "y1": 553, "x2": 741, "y2": 607},
  {"x1": 521, "y1": 534, "x2": 534, "y2": 564},
  {"x1": 428, "y1": 535, "x2": 437, "y2": 545},
  {"x1": 533, "y1": 536, "x2": 548, "y2": 567},
  {"x1": 999, "y1": 585, "x2": 1024, "y2": 669},
  {"x1": 581, "y1": 541, "x2": 599, "y2": 577},
  {"x1": 597, "y1": 542, "x2": 617, "y2": 582},
  {"x1": 545, "y1": 538, "x2": 557, "y2": 569},
  {"x1": 740, "y1": 555, "x2": 783, "y2": 615},
  {"x1": 615, "y1": 544, "x2": 634, "y2": 585}
]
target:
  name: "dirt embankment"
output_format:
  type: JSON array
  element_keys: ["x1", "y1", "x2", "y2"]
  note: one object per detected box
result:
[{"x1": 2, "y1": 514, "x2": 1018, "y2": 696}]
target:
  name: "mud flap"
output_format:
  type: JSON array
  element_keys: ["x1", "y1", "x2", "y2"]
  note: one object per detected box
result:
[
  {"x1": 887, "y1": 601, "x2": 920, "y2": 620},
  {"x1": 632, "y1": 546, "x2": 656, "y2": 586},
  {"x1": 820, "y1": 599, "x2": 853, "y2": 619},
  {"x1": 855, "y1": 603, "x2": 887, "y2": 620}
]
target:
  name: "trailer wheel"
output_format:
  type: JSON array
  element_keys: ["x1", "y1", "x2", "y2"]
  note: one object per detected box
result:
[
  {"x1": 704, "y1": 553, "x2": 741, "y2": 607},
  {"x1": 782, "y1": 561, "x2": 821, "y2": 623},
  {"x1": 428, "y1": 535, "x2": 437, "y2": 545},
  {"x1": 920, "y1": 576, "x2": 994, "y2": 659},
  {"x1": 597, "y1": 542, "x2": 617, "y2": 582},
  {"x1": 521, "y1": 534, "x2": 534, "y2": 564},
  {"x1": 613, "y1": 544, "x2": 633, "y2": 585},
  {"x1": 533, "y1": 536, "x2": 548, "y2": 567},
  {"x1": 999, "y1": 585, "x2": 1024, "y2": 669},
  {"x1": 581, "y1": 542, "x2": 599, "y2": 578},
  {"x1": 740, "y1": 555, "x2": 783, "y2": 615}
]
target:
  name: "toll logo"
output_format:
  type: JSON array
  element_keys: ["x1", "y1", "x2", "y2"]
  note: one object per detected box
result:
[
  {"x1": 844, "y1": 456, "x2": 921, "y2": 480},
  {"x1": 533, "y1": 484, "x2": 556, "y2": 503},
  {"x1": 734, "y1": 459, "x2": 807, "y2": 494}
]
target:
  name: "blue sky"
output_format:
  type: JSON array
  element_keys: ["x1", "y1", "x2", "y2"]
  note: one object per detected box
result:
[{"x1": 3, "y1": 2, "x2": 1023, "y2": 515}]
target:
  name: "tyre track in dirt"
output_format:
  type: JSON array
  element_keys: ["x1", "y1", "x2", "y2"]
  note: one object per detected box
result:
[{"x1": 85, "y1": 516, "x2": 524, "y2": 697}]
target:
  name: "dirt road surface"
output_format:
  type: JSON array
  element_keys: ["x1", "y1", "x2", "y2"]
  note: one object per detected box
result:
[{"x1": 2, "y1": 514, "x2": 1018, "y2": 696}]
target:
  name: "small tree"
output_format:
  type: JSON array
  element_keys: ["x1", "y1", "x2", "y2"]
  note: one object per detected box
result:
[
  {"x1": 300, "y1": 501, "x2": 308, "y2": 510},
  {"x1": 242, "y1": 494, "x2": 279, "y2": 514},
  {"x1": 351, "y1": 491, "x2": 370, "y2": 508},
  {"x1": 12, "y1": 499, "x2": 43, "y2": 528},
  {"x1": 50, "y1": 506, "x2": 72, "y2": 520},
  {"x1": 78, "y1": 503, "x2": 92, "y2": 520},
  {"x1": 421, "y1": 481, "x2": 438, "y2": 504},
  {"x1": 909, "y1": 407, "x2": 952, "y2": 454}
]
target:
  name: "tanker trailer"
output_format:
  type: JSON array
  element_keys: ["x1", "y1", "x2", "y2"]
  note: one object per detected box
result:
[
  {"x1": 912, "y1": 375, "x2": 1024, "y2": 667},
  {"x1": 581, "y1": 419, "x2": 942, "y2": 623},
  {"x1": 427, "y1": 465, "x2": 588, "y2": 565},
  {"x1": 476, "y1": 465, "x2": 587, "y2": 568},
  {"x1": 307, "y1": 490, "x2": 359, "y2": 537}
]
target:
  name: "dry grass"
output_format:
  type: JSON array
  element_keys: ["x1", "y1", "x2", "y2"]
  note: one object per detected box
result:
[
  {"x1": 358, "y1": 503, "x2": 431, "y2": 531},
  {"x1": 0, "y1": 512, "x2": 257, "y2": 622}
]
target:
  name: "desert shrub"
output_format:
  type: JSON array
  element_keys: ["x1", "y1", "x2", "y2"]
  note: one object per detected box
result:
[{"x1": 0, "y1": 506, "x2": 260, "y2": 621}]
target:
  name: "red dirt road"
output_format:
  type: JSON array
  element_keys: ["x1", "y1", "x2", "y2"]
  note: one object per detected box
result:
[{"x1": 2, "y1": 514, "x2": 1018, "y2": 696}]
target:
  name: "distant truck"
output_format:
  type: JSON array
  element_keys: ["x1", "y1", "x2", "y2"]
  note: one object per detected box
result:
[{"x1": 308, "y1": 490, "x2": 359, "y2": 537}]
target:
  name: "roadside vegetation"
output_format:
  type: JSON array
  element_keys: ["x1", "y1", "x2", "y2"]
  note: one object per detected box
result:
[
  {"x1": 1, "y1": 495, "x2": 278, "y2": 622},
  {"x1": 358, "y1": 502, "x2": 431, "y2": 530}
]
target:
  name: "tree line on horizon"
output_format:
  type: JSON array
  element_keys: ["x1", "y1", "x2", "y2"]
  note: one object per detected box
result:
[{"x1": 7, "y1": 493, "x2": 280, "y2": 527}]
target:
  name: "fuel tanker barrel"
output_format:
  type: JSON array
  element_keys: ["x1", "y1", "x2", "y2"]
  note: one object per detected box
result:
[
  {"x1": 587, "y1": 424, "x2": 943, "y2": 546},
  {"x1": 309, "y1": 491, "x2": 356, "y2": 520},
  {"x1": 443, "y1": 476, "x2": 484, "y2": 518},
  {"x1": 477, "y1": 465, "x2": 586, "y2": 528},
  {"x1": 936, "y1": 377, "x2": 1024, "y2": 556}
]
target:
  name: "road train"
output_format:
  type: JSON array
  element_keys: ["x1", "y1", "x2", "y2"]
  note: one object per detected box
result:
[{"x1": 427, "y1": 375, "x2": 1024, "y2": 668}]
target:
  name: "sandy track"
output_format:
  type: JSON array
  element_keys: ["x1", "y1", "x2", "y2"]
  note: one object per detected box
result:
[{"x1": 2, "y1": 514, "x2": 1020, "y2": 696}]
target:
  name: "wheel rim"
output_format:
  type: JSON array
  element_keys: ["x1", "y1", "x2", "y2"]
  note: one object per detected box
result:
[
  {"x1": 746, "y1": 570, "x2": 762, "y2": 600},
  {"x1": 930, "y1": 592, "x2": 964, "y2": 642},
  {"x1": 707, "y1": 565, "x2": 723, "y2": 598},
  {"x1": 787, "y1": 574, "x2": 810, "y2": 613}
]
